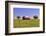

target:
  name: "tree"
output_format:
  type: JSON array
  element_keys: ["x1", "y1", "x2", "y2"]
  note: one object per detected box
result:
[
  {"x1": 22, "y1": 16, "x2": 25, "y2": 20},
  {"x1": 33, "y1": 15, "x2": 38, "y2": 19},
  {"x1": 17, "y1": 16, "x2": 20, "y2": 19}
]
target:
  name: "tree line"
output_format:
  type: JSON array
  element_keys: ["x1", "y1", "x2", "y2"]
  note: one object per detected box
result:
[{"x1": 16, "y1": 15, "x2": 38, "y2": 20}]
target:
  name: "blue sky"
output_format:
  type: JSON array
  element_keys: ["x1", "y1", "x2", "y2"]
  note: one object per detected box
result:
[{"x1": 13, "y1": 8, "x2": 39, "y2": 16}]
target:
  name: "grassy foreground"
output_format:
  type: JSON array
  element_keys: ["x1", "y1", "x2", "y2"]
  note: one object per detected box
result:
[{"x1": 14, "y1": 19, "x2": 40, "y2": 28}]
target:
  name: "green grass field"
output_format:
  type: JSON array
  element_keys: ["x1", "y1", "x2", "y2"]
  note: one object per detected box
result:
[{"x1": 14, "y1": 19, "x2": 40, "y2": 28}]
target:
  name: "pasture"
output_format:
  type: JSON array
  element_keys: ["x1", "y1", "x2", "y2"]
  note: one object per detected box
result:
[{"x1": 14, "y1": 19, "x2": 40, "y2": 28}]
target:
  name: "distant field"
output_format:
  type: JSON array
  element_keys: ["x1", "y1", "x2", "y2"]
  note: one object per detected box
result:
[{"x1": 14, "y1": 19, "x2": 40, "y2": 28}]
